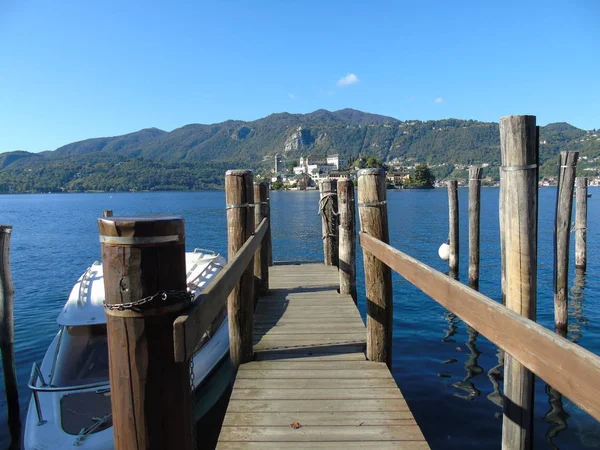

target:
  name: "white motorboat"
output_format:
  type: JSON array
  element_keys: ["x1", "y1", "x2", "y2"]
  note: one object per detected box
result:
[{"x1": 24, "y1": 249, "x2": 230, "y2": 449}]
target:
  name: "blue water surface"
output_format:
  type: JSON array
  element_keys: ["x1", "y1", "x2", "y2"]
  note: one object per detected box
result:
[{"x1": 1, "y1": 188, "x2": 599, "y2": 449}]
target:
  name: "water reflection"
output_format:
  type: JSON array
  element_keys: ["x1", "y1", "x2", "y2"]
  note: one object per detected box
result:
[
  {"x1": 442, "y1": 311, "x2": 459, "y2": 343},
  {"x1": 544, "y1": 384, "x2": 570, "y2": 450},
  {"x1": 453, "y1": 326, "x2": 484, "y2": 401},
  {"x1": 486, "y1": 348, "x2": 504, "y2": 409},
  {"x1": 569, "y1": 269, "x2": 588, "y2": 344}
]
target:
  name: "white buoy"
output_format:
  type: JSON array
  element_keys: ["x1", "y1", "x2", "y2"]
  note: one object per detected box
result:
[{"x1": 438, "y1": 242, "x2": 450, "y2": 261}]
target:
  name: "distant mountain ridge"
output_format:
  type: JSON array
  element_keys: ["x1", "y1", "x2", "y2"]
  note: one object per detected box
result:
[{"x1": 1, "y1": 109, "x2": 598, "y2": 192}]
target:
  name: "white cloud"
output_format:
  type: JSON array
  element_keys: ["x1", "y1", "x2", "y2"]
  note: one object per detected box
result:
[
  {"x1": 434, "y1": 97, "x2": 444, "y2": 104},
  {"x1": 288, "y1": 93, "x2": 296, "y2": 100},
  {"x1": 336, "y1": 73, "x2": 359, "y2": 87}
]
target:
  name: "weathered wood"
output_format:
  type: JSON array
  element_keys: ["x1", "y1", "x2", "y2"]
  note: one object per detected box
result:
[
  {"x1": 0, "y1": 225, "x2": 21, "y2": 447},
  {"x1": 102, "y1": 209, "x2": 113, "y2": 217},
  {"x1": 468, "y1": 166, "x2": 482, "y2": 289},
  {"x1": 358, "y1": 168, "x2": 393, "y2": 367},
  {"x1": 554, "y1": 151, "x2": 579, "y2": 331},
  {"x1": 499, "y1": 115, "x2": 538, "y2": 450},
  {"x1": 447, "y1": 180, "x2": 459, "y2": 277},
  {"x1": 226, "y1": 169, "x2": 255, "y2": 368},
  {"x1": 266, "y1": 192, "x2": 273, "y2": 266},
  {"x1": 217, "y1": 443, "x2": 429, "y2": 450},
  {"x1": 222, "y1": 411, "x2": 414, "y2": 426},
  {"x1": 337, "y1": 179, "x2": 357, "y2": 303},
  {"x1": 575, "y1": 177, "x2": 588, "y2": 270},
  {"x1": 98, "y1": 216, "x2": 193, "y2": 450},
  {"x1": 173, "y1": 218, "x2": 267, "y2": 362},
  {"x1": 360, "y1": 231, "x2": 600, "y2": 424},
  {"x1": 254, "y1": 182, "x2": 269, "y2": 301},
  {"x1": 319, "y1": 179, "x2": 339, "y2": 266},
  {"x1": 226, "y1": 398, "x2": 409, "y2": 412}
]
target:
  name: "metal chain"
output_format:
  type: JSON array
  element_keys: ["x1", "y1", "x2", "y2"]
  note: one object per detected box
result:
[{"x1": 103, "y1": 290, "x2": 192, "y2": 311}]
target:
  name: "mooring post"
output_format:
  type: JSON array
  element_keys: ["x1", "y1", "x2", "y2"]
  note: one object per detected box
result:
[
  {"x1": 338, "y1": 179, "x2": 357, "y2": 303},
  {"x1": 266, "y1": 191, "x2": 273, "y2": 266},
  {"x1": 447, "y1": 180, "x2": 459, "y2": 277},
  {"x1": 102, "y1": 209, "x2": 113, "y2": 217},
  {"x1": 98, "y1": 215, "x2": 193, "y2": 450},
  {"x1": 319, "y1": 179, "x2": 339, "y2": 266},
  {"x1": 554, "y1": 151, "x2": 579, "y2": 331},
  {"x1": 468, "y1": 167, "x2": 482, "y2": 289},
  {"x1": 0, "y1": 226, "x2": 21, "y2": 448},
  {"x1": 575, "y1": 176, "x2": 588, "y2": 271},
  {"x1": 254, "y1": 182, "x2": 269, "y2": 302},
  {"x1": 499, "y1": 115, "x2": 538, "y2": 450},
  {"x1": 358, "y1": 168, "x2": 393, "y2": 368},
  {"x1": 226, "y1": 170, "x2": 255, "y2": 368}
]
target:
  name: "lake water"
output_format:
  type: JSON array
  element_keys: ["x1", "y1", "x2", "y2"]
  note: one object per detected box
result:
[{"x1": 1, "y1": 188, "x2": 600, "y2": 449}]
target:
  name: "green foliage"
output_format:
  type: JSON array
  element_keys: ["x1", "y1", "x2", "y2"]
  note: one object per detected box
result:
[
  {"x1": 271, "y1": 180, "x2": 284, "y2": 190},
  {"x1": 407, "y1": 164, "x2": 436, "y2": 187}
]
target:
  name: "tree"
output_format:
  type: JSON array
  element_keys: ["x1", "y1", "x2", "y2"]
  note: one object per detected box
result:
[{"x1": 409, "y1": 164, "x2": 435, "y2": 188}]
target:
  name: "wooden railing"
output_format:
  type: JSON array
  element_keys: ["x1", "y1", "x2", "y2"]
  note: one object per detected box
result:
[{"x1": 360, "y1": 231, "x2": 600, "y2": 423}]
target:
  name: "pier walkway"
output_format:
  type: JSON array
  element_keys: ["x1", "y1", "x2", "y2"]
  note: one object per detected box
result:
[{"x1": 216, "y1": 262, "x2": 428, "y2": 449}]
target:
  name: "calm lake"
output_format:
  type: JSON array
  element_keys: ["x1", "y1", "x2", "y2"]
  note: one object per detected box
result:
[{"x1": 1, "y1": 188, "x2": 599, "y2": 449}]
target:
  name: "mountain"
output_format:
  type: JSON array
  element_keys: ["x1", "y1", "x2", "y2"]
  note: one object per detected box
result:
[{"x1": 0, "y1": 109, "x2": 598, "y2": 192}]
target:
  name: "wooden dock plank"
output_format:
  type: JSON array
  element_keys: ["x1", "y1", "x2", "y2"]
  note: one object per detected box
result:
[{"x1": 217, "y1": 263, "x2": 428, "y2": 449}]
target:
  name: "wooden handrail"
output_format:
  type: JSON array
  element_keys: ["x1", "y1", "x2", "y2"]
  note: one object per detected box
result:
[
  {"x1": 173, "y1": 218, "x2": 268, "y2": 362},
  {"x1": 360, "y1": 231, "x2": 600, "y2": 422}
]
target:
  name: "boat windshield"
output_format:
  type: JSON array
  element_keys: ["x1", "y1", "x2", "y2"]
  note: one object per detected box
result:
[{"x1": 51, "y1": 324, "x2": 109, "y2": 387}]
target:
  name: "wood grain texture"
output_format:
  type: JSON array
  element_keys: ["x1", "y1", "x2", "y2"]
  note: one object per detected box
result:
[
  {"x1": 468, "y1": 166, "x2": 482, "y2": 289},
  {"x1": 575, "y1": 177, "x2": 587, "y2": 269},
  {"x1": 319, "y1": 179, "x2": 339, "y2": 266},
  {"x1": 357, "y1": 168, "x2": 393, "y2": 367},
  {"x1": 554, "y1": 151, "x2": 579, "y2": 331},
  {"x1": 254, "y1": 182, "x2": 269, "y2": 301},
  {"x1": 447, "y1": 180, "x2": 459, "y2": 277},
  {"x1": 226, "y1": 169, "x2": 256, "y2": 368},
  {"x1": 217, "y1": 262, "x2": 427, "y2": 448},
  {"x1": 338, "y1": 179, "x2": 357, "y2": 303},
  {"x1": 0, "y1": 226, "x2": 20, "y2": 446},
  {"x1": 98, "y1": 216, "x2": 193, "y2": 450}
]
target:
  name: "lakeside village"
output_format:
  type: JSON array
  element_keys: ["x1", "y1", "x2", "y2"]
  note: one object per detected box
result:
[{"x1": 265, "y1": 153, "x2": 600, "y2": 190}]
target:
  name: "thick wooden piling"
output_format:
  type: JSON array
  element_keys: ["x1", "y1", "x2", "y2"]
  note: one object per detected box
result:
[
  {"x1": 98, "y1": 216, "x2": 193, "y2": 450},
  {"x1": 319, "y1": 179, "x2": 339, "y2": 266},
  {"x1": 102, "y1": 209, "x2": 113, "y2": 217},
  {"x1": 499, "y1": 115, "x2": 538, "y2": 450},
  {"x1": 338, "y1": 179, "x2": 357, "y2": 303},
  {"x1": 266, "y1": 191, "x2": 273, "y2": 266},
  {"x1": 468, "y1": 166, "x2": 482, "y2": 289},
  {"x1": 357, "y1": 168, "x2": 393, "y2": 367},
  {"x1": 554, "y1": 151, "x2": 579, "y2": 331},
  {"x1": 575, "y1": 176, "x2": 588, "y2": 270},
  {"x1": 0, "y1": 226, "x2": 21, "y2": 448},
  {"x1": 254, "y1": 182, "x2": 269, "y2": 301},
  {"x1": 447, "y1": 180, "x2": 459, "y2": 277},
  {"x1": 226, "y1": 170, "x2": 255, "y2": 368}
]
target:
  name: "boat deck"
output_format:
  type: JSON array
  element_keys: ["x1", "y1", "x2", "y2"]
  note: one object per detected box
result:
[{"x1": 216, "y1": 262, "x2": 429, "y2": 449}]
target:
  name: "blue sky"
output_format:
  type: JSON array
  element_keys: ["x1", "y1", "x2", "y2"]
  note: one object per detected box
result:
[{"x1": 0, "y1": 0, "x2": 598, "y2": 152}]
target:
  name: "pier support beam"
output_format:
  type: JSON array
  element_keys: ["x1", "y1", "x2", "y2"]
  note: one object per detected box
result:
[
  {"x1": 468, "y1": 166, "x2": 482, "y2": 289},
  {"x1": 575, "y1": 176, "x2": 588, "y2": 271},
  {"x1": 554, "y1": 151, "x2": 579, "y2": 331},
  {"x1": 358, "y1": 169, "x2": 393, "y2": 368},
  {"x1": 499, "y1": 115, "x2": 538, "y2": 450},
  {"x1": 226, "y1": 170, "x2": 255, "y2": 368},
  {"x1": 447, "y1": 180, "x2": 459, "y2": 278},
  {"x1": 319, "y1": 179, "x2": 338, "y2": 266},
  {"x1": 254, "y1": 182, "x2": 269, "y2": 302},
  {"x1": 338, "y1": 179, "x2": 357, "y2": 303},
  {"x1": 99, "y1": 215, "x2": 193, "y2": 450}
]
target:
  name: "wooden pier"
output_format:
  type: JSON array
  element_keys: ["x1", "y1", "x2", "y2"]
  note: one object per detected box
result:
[{"x1": 217, "y1": 262, "x2": 427, "y2": 448}]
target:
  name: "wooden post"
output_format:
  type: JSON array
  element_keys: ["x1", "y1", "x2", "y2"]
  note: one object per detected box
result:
[
  {"x1": 357, "y1": 168, "x2": 393, "y2": 367},
  {"x1": 575, "y1": 176, "x2": 588, "y2": 270},
  {"x1": 447, "y1": 180, "x2": 459, "y2": 277},
  {"x1": 103, "y1": 209, "x2": 113, "y2": 217},
  {"x1": 266, "y1": 191, "x2": 273, "y2": 266},
  {"x1": 98, "y1": 216, "x2": 193, "y2": 450},
  {"x1": 468, "y1": 166, "x2": 482, "y2": 289},
  {"x1": 338, "y1": 179, "x2": 357, "y2": 303},
  {"x1": 0, "y1": 226, "x2": 21, "y2": 447},
  {"x1": 554, "y1": 151, "x2": 579, "y2": 331},
  {"x1": 319, "y1": 179, "x2": 339, "y2": 266},
  {"x1": 254, "y1": 182, "x2": 269, "y2": 302},
  {"x1": 499, "y1": 115, "x2": 538, "y2": 450},
  {"x1": 225, "y1": 170, "x2": 255, "y2": 368}
]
